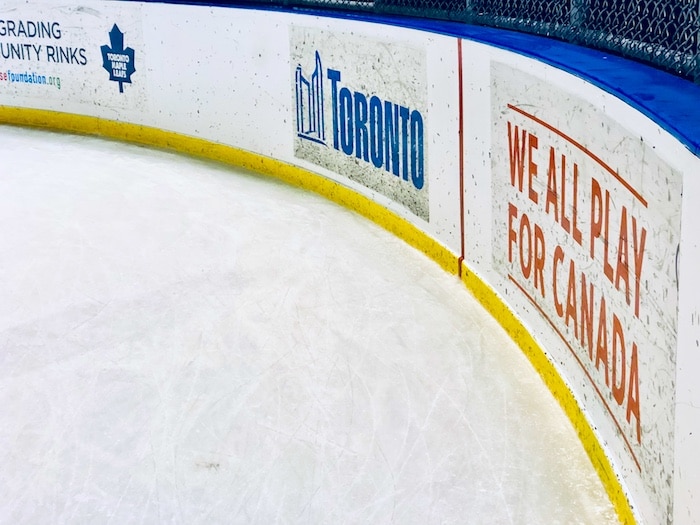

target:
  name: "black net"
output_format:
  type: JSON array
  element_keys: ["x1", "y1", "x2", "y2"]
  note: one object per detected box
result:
[{"x1": 253, "y1": 0, "x2": 699, "y2": 82}]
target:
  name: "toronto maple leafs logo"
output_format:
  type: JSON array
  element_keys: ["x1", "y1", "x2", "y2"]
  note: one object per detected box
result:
[{"x1": 100, "y1": 24, "x2": 135, "y2": 93}]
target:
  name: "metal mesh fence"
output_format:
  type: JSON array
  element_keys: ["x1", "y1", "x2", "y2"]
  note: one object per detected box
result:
[{"x1": 258, "y1": 0, "x2": 699, "y2": 82}]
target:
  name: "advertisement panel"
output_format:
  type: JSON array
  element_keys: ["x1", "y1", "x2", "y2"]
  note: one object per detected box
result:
[
  {"x1": 290, "y1": 26, "x2": 429, "y2": 221},
  {"x1": 490, "y1": 62, "x2": 681, "y2": 523},
  {"x1": 0, "y1": 2, "x2": 144, "y2": 111}
]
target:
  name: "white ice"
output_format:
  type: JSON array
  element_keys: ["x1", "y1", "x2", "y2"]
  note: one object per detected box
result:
[{"x1": 0, "y1": 125, "x2": 617, "y2": 524}]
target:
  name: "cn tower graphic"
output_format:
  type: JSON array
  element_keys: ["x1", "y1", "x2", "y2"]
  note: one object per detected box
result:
[{"x1": 295, "y1": 51, "x2": 325, "y2": 145}]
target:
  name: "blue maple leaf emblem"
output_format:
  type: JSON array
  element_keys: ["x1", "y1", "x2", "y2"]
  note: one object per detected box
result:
[{"x1": 101, "y1": 24, "x2": 136, "y2": 93}]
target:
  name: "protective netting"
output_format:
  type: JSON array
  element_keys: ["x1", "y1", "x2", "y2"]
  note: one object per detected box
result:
[{"x1": 269, "y1": 0, "x2": 700, "y2": 82}]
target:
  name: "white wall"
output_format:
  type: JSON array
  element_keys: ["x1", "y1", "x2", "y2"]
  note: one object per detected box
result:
[{"x1": 1, "y1": 1, "x2": 697, "y2": 522}]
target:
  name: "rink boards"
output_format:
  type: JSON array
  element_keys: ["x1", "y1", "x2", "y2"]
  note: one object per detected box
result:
[{"x1": 1, "y1": 2, "x2": 699, "y2": 524}]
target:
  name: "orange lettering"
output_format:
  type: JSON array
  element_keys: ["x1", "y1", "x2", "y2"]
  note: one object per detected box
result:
[
  {"x1": 545, "y1": 147, "x2": 558, "y2": 220},
  {"x1": 534, "y1": 223, "x2": 546, "y2": 298},
  {"x1": 632, "y1": 217, "x2": 647, "y2": 318},
  {"x1": 590, "y1": 178, "x2": 603, "y2": 260},
  {"x1": 572, "y1": 163, "x2": 583, "y2": 245},
  {"x1": 508, "y1": 122, "x2": 526, "y2": 192},
  {"x1": 603, "y1": 189, "x2": 614, "y2": 282},
  {"x1": 595, "y1": 296, "x2": 609, "y2": 386},
  {"x1": 612, "y1": 315, "x2": 626, "y2": 406},
  {"x1": 561, "y1": 153, "x2": 571, "y2": 234},
  {"x1": 528, "y1": 133, "x2": 539, "y2": 204},
  {"x1": 580, "y1": 272, "x2": 594, "y2": 360},
  {"x1": 565, "y1": 259, "x2": 578, "y2": 338},
  {"x1": 553, "y1": 245, "x2": 565, "y2": 317},
  {"x1": 627, "y1": 343, "x2": 641, "y2": 444},
  {"x1": 508, "y1": 203, "x2": 518, "y2": 263},
  {"x1": 615, "y1": 206, "x2": 631, "y2": 306},
  {"x1": 519, "y1": 213, "x2": 532, "y2": 279}
]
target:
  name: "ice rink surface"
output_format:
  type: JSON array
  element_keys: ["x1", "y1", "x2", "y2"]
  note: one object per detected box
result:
[{"x1": 0, "y1": 125, "x2": 617, "y2": 524}]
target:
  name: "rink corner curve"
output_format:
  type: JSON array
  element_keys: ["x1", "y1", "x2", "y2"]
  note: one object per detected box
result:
[
  {"x1": 0, "y1": 102, "x2": 635, "y2": 525},
  {"x1": 460, "y1": 265, "x2": 636, "y2": 525},
  {"x1": 0, "y1": 105, "x2": 457, "y2": 278},
  {"x1": 2, "y1": 2, "x2": 699, "y2": 523}
]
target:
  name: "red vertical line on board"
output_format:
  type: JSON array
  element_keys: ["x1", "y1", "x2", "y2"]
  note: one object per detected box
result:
[{"x1": 457, "y1": 39, "x2": 466, "y2": 277}]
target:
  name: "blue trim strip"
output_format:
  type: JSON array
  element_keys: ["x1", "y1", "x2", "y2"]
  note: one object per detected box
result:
[{"x1": 132, "y1": 0, "x2": 700, "y2": 156}]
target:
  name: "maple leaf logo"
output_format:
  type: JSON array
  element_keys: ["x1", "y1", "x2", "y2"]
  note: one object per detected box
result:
[{"x1": 101, "y1": 24, "x2": 136, "y2": 93}]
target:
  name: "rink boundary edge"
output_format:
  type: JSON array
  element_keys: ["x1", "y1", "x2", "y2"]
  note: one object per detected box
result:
[
  {"x1": 0, "y1": 106, "x2": 635, "y2": 525},
  {"x1": 460, "y1": 266, "x2": 635, "y2": 525}
]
